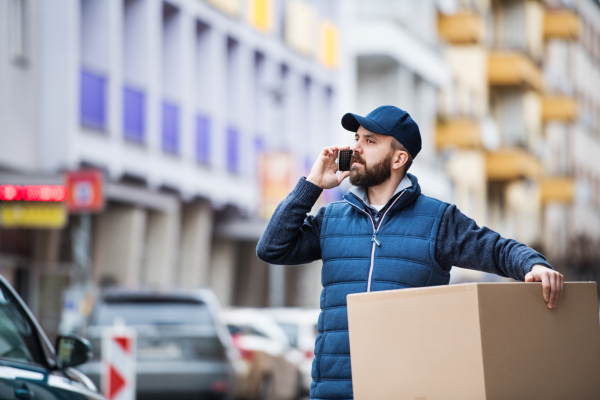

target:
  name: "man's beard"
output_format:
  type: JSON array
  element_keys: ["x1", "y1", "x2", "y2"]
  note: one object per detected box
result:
[{"x1": 349, "y1": 152, "x2": 393, "y2": 187}]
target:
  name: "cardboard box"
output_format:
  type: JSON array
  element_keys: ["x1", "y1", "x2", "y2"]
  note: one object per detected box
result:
[{"x1": 347, "y1": 282, "x2": 600, "y2": 400}]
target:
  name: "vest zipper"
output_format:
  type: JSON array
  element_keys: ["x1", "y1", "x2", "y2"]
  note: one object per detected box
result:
[{"x1": 344, "y1": 189, "x2": 407, "y2": 292}]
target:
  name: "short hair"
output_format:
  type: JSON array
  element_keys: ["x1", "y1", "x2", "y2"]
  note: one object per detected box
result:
[{"x1": 391, "y1": 138, "x2": 413, "y2": 174}]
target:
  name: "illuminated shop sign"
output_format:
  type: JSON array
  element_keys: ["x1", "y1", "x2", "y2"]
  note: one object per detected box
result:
[
  {"x1": 0, "y1": 185, "x2": 68, "y2": 228},
  {"x1": 0, "y1": 185, "x2": 69, "y2": 202},
  {"x1": 1, "y1": 202, "x2": 67, "y2": 228}
]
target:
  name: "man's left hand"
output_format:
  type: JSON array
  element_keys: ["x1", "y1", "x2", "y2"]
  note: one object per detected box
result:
[{"x1": 524, "y1": 265, "x2": 564, "y2": 309}]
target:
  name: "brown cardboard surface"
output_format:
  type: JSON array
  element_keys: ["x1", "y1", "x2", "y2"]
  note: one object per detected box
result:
[{"x1": 347, "y1": 282, "x2": 600, "y2": 400}]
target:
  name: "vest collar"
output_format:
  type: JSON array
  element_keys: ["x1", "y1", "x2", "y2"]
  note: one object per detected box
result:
[{"x1": 343, "y1": 173, "x2": 421, "y2": 212}]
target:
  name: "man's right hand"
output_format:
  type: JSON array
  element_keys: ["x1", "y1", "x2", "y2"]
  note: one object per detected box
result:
[{"x1": 306, "y1": 145, "x2": 351, "y2": 189}]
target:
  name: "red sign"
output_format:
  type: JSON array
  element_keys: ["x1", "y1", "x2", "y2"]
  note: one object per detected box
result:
[
  {"x1": 0, "y1": 185, "x2": 68, "y2": 201},
  {"x1": 65, "y1": 170, "x2": 105, "y2": 213}
]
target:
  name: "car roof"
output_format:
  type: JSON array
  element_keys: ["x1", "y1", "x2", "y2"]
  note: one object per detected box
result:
[
  {"x1": 260, "y1": 307, "x2": 320, "y2": 324},
  {"x1": 99, "y1": 287, "x2": 215, "y2": 304}
]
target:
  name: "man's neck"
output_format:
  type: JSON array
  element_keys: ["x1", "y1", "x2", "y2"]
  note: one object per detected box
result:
[{"x1": 367, "y1": 174, "x2": 405, "y2": 205}]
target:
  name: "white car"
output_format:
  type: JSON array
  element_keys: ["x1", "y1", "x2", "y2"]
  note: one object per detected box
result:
[
  {"x1": 260, "y1": 308, "x2": 320, "y2": 396},
  {"x1": 223, "y1": 308, "x2": 302, "y2": 400}
]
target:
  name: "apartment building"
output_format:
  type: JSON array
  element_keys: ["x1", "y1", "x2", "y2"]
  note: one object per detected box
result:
[
  {"x1": 339, "y1": 0, "x2": 454, "y2": 203},
  {"x1": 438, "y1": 0, "x2": 600, "y2": 281},
  {"x1": 0, "y1": 0, "x2": 340, "y2": 336}
]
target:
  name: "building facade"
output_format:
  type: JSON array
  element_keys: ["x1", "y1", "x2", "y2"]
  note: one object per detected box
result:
[
  {"x1": 438, "y1": 0, "x2": 600, "y2": 283},
  {"x1": 0, "y1": 0, "x2": 340, "y2": 337}
]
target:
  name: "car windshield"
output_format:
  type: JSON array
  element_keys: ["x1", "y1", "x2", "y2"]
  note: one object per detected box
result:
[
  {"x1": 0, "y1": 285, "x2": 45, "y2": 365},
  {"x1": 92, "y1": 300, "x2": 214, "y2": 327}
]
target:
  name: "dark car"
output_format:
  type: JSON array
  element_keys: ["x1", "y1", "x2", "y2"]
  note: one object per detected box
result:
[
  {"x1": 0, "y1": 274, "x2": 103, "y2": 400},
  {"x1": 77, "y1": 288, "x2": 237, "y2": 400}
]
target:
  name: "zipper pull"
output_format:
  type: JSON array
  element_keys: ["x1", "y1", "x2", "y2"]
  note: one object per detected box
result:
[{"x1": 372, "y1": 235, "x2": 381, "y2": 246}]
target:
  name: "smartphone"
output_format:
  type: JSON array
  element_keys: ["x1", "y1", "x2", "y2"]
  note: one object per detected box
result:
[{"x1": 338, "y1": 149, "x2": 353, "y2": 172}]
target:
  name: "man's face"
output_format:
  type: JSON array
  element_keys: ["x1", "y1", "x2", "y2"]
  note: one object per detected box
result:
[{"x1": 349, "y1": 127, "x2": 394, "y2": 187}]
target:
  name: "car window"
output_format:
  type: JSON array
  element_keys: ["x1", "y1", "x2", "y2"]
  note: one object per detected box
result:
[
  {"x1": 92, "y1": 301, "x2": 213, "y2": 326},
  {"x1": 277, "y1": 323, "x2": 299, "y2": 348},
  {"x1": 0, "y1": 285, "x2": 45, "y2": 365}
]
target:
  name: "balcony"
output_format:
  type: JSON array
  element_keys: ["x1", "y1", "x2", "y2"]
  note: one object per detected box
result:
[
  {"x1": 542, "y1": 96, "x2": 578, "y2": 122},
  {"x1": 544, "y1": 11, "x2": 580, "y2": 41},
  {"x1": 486, "y1": 148, "x2": 540, "y2": 181},
  {"x1": 488, "y1": 52, "x2": 542, "y2": 91},
  {"x1": 438, "y1": 13, "x2": 483, "y2": 44},
  {"x1": 540, "y1": 178, "x2": 575, "y2": 203},
  {"x1": 436, "y1": 118, "x2": 481, "y2": 150}
]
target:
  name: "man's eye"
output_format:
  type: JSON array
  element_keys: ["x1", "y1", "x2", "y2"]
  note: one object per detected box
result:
[{"x1": 367, "y1": 140, "x2": 374, "y2": 144}]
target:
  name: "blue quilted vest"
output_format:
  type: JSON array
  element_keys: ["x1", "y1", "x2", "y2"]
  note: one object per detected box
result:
[{"x1": 310, "y1": 174, "x2": 450, "y2": 400}]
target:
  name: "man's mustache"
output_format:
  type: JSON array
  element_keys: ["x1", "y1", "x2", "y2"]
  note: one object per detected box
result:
[{"x1": 351, "y1": 155, "x2": 366, "y2": 165}]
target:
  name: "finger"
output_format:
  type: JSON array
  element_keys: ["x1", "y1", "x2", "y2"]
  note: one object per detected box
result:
[
  {"x1": 556, "y1": 274, "x2": 564, "y2": 305},
  {"x1": 524, "y1": 272, "x2": 533, "y2": 282},
  {"x1": 337, "y1": 171, "x2": 350, "y2": 183},
  {"x1": 548, "y1": 273, "x2": 557, "y2": 309},
  {"x1": 542, "y1": 274, "x2": 551, "y2": 303}
]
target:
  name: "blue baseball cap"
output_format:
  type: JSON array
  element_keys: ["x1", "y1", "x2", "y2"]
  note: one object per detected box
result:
[{"x1": 341, "y1": 105, "x2": 421, "y2": 159}]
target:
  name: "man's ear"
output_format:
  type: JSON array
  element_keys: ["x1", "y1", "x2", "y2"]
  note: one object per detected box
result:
[{"x1": 392, "y1": 151, "x2": 408, "y2": 171}]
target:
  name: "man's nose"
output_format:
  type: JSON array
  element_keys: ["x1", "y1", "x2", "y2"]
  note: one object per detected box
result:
[{"x1": 351, "y1": 142, "x2": 361, "y2": 153}]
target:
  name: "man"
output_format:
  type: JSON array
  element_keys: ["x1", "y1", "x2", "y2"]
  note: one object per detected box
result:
[{"x1": 256, "y1": 105, "x2": 563, "y2": 400}]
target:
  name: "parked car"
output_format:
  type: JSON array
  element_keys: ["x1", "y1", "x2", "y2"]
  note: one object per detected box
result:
[
  {"x1": 260, "y1": 308, "x2": 320, "y2": 395},
  {"x1": 223, "y1": 308, "x2": 302, "y2": 400},
  {"x1": 78, "y1": 288, "x2": 237, "y2": 400},
  {"x1": 0, "y1": 274, "x2": 102, "y2": 400}
]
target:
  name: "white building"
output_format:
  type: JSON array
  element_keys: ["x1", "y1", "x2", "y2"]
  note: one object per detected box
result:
[
  {"x1": 339, "y1": 0, "x2": 455, "y2": 203},
  {"x1": 0, "y1": 0, "x2": 340, "y2": 336}
]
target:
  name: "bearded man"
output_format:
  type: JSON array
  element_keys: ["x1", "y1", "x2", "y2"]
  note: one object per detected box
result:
[{"x1": 256, "y1": 105, "x2": 563, "y2": 400}]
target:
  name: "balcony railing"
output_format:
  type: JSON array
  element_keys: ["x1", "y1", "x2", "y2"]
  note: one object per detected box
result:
[
  {"x1": 542, "y1": 96, "x2": 578, "y2": 122},
  {"x1": 486, "y1": 148, "x2": 540, "y2": 181},
  {"x1": 540, "y1": 178, "x2": 575, "y2": 204},
  {"x1": 488, "y1": 51, "x2": 542, "y2": 91},
  {"x1": 544, "y1": 11, "x2": 580, "y2": 41},
  {"x1": 437, "y1": 13, "x2": 483, "y2": 44},
  {"x1": 435, "y1": 118, "x2": 481, "y2": 150}
]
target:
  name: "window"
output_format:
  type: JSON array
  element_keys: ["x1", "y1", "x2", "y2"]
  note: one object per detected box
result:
[
  {"x1": 227, "y1": 126, "x2": 239, "y2": 173},
  {"x1": 80, "y1": 0, "x2": 109, "y2": 130},
  {"x1": 0, "y1": 285, "x2": 45, "y2": 365},
  {"x1": 196, "y1": 115, "x2": 211, "y2": 164},
  {"x1": 92, "y1": 301, "x2": 213, "y2": 327},
  {"x1": 123, "y1": 0, "x2": 148, "y2": 142},
  {"x1": 8, "y1": 0, "x2": 26, "y2": 62},
  {"x1": 162, "y1": 102, "x2": 180, "y2": 154},
  {"x1": 123, "y1": 86, "x2": 145, "y2": 143},
  {"x1": 80, "y1": 70, "x2": 107, "y2": 129}
]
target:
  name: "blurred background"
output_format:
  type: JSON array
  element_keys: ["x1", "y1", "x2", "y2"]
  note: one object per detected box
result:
[{"x1": 1, "y1": 0, "x2": 600, "y2": 371}]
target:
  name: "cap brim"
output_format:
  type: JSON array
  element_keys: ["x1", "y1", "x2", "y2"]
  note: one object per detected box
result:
[{"x1": 341, "y1": 113, "x2": 390, "y2": 137}]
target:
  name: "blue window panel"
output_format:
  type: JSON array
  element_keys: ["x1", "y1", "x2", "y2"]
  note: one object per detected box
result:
[
  {"x1": 162, "y1": 102, "x2": 179, "y2": 154},
  {"x1": 123, "y1": 87, "x2": 145, "y2": 143},
  {"x1": 227, "y1": 127, "x2": 239, "y2": 173},
  {"x1": 254, "y1": 136, "x2": 265, "y2": 153},
  {"x1": 196, "y1": 115, "x2": 211, "y2": 164},
  {"x1": 254, "y1": 136, "x2": 265, "y2": 176},
  {"x1": 80, "y1": 69, "x2": 106, "y2": 129}
]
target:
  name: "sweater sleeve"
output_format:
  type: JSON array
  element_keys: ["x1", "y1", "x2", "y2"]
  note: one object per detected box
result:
[
  {"x1": 435, "y1": 205, "x2": 553, "y2": 281},
  {"x1": 256, "y1": 177, "x2": 326, "y2": 265}
]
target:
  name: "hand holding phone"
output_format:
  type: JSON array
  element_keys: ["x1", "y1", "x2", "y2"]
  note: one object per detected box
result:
[{"x1": 306, "y1": 145, "x2": 351, "y2": 189}]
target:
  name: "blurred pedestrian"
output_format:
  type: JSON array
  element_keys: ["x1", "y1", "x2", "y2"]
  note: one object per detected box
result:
[{"x1": 256, "y1": 105, "x2": 563, "y2": 400}]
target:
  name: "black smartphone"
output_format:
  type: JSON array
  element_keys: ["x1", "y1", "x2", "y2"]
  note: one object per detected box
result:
[{"x1": 338, "y1": 149, "x2": 353, "y2": 172}]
